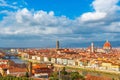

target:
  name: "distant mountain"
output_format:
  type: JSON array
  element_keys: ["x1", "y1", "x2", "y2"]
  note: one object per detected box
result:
[
  {"x1": 61, "y1": 41, "x2": 120, "y2": 48},
  {"x1": 0, "y1": 41, "x2": 120, "y2": 48}
]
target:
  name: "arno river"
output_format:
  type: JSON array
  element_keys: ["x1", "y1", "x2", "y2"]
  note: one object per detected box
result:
[
  {"x1": 4, "y1": 55, "x2": 27, "y2": 64},
  {"x1": 10, "y1": 58, "x2": 27, "y2": 63}
]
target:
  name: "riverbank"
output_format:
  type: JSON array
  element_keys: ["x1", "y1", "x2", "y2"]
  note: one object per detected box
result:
[
  {"x1": 54, "y1": 64, "x2": 120, "y2": 79},
  {"x1": 66, "y1": 66, "x2": 120, "y2": 75},
  {"x1": 20, "y1": 58, "x2": 120, "y2": 76}
]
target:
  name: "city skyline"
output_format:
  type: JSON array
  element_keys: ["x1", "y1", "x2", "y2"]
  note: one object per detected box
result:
[{"x1": 0, "y1": 0, "x2": 120, "y2": 47}]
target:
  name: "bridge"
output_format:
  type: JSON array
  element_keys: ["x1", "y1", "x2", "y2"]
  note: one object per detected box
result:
[{"x1": 3, "y1": 53, "x2": 19, "y2": 59}]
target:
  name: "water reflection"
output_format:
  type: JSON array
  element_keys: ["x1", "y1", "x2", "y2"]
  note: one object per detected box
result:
[{"x1": 10, "y1": 58, "x2": 26, "y2": 63}]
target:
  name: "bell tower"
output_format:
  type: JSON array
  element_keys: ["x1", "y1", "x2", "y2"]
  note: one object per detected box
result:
[
  {"x1": 56, "y1": 40, "x2": 59, "y2": 49},
  {"x1": 91, "y1": 42, "x2": 94, "y2": 53}
]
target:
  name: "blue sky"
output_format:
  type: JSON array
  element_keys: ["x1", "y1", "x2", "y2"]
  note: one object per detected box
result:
[
  {"x1": 25, "y1": 0, "x2": 93, "y2": 18},
  {"x1": 0, "y1": 0, "x2": 120, "y2": 48}
]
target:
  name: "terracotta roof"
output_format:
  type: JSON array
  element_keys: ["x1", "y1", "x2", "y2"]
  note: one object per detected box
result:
[
  {"x1": 32, "y1": 64, "x2": 47, "y2": 69},
  {"x1": 103, "y1": 40, "x2": 111, "y2": 48},
  {"x1": 8, "y1": 67, "x2": 27, "y2": 73},
  {"x1": 0, "y1": 64, "x2": 8, "y2": 69}
]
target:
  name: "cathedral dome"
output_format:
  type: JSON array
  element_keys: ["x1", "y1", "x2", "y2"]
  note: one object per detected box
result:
[{"x1": 103, "y1": 40, "x2": 111, "y2": 49}]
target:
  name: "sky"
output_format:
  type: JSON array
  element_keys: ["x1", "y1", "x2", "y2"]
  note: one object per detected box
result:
[{"x1": 0, "y1": 0, "x2": 120, "y2": 48}]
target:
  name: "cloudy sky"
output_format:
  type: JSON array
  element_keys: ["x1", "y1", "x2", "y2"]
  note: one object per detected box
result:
[{"x1": 0, "y1": 0, "x2": 120, "y2": 48}]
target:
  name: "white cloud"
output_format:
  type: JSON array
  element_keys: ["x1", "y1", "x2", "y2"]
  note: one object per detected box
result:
[
  {"x1": 80, "y1": 0, "x2": 120, "y2": 22},
  {"x1": 15, "y1": 8, "x2": 32, "y2": 23},
  {"x1": 13, "y1": 2, "x2": 17, "y2": 5},
  {"x1": 0, "y1": 8, "x2": 72, "y2": 35},
  {"x1": 0, "y1": 10, "x2": 9, "y2": 14},
  {"x1": 48, "y1": 11, "x2": 54, "y2": 16},
  {"x1": 0, "y1": 0, "x2": 27, "y2": 11},
  {"x1": 80, "y1": 12, "x2": 106, "y2": 21},
  {"x1": 92, "y1": 0, "x2": 120, "y2": 13},
  {"x1": 0, "y1": 0, "x2": 18, "y2": 9},
  {"x1": 0, "y1": 0, "x2": 7, "y2": 6},
  {"x1": 105, "y1": 22, "x2": 120, "y2": 32}
]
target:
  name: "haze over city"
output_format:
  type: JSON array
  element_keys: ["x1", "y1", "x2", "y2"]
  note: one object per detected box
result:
[{"x1": 0, "y1": 0, "x2": 120, "y2": 48}]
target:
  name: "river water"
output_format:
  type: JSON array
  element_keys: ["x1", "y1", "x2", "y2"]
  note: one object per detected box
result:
[
  {"x1": 10, "y1": 58, "x2": 27, "y2": 64},
  {"x1": 3, "y1": 55, "x2": 27, "y2": 64}
]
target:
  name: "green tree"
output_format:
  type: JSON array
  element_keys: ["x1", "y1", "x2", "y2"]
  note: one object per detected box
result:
[
  {"x1": 61, "y1": 67, "x2": 68, "y2": 75},
  {"x1": 70, "y1": 72, "x2": 85, "y2": 80},
  {"x1": 25, "y1": 72, "x2": 29, "y2": 77},
  {"x1": 49, "y1": 77, "x2": 59, "y2": 80},
  {"x1": 0, "y1": 75, "x2": 33, "y2": 80},
  {"x1": 49, "y1": 72, "x2": 59, "y2": 80}
]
